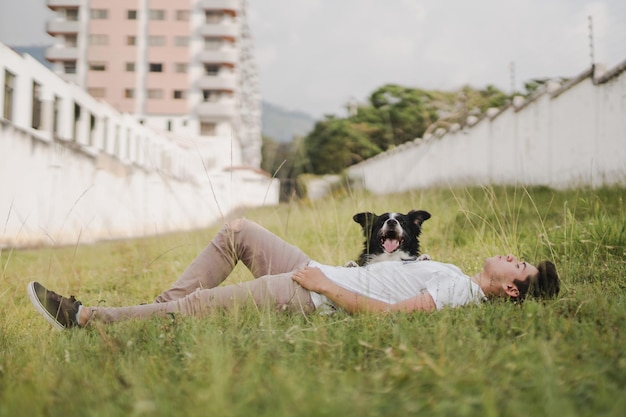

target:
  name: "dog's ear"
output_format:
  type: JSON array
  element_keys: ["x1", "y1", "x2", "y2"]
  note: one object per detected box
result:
[
  {"x1": 353, "y1": 212, "x2": 377, "y2": 228},
  {"x1": 408, "y1": 210, "x2": 431, "y2": 226}
]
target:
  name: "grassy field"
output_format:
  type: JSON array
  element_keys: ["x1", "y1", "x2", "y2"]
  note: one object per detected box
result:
[{"x1": 1, "y1": 186, "x2": 624, "y2": 417}]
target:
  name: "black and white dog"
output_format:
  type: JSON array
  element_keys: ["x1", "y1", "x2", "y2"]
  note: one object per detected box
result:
[{"x1": 352, "y1": 210, "x2": 431, "y2": 266}]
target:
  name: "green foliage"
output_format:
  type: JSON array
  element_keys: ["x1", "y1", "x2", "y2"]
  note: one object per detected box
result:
[
  {"x1": 300, "y1": 84, "x2": 510, "y2": 175},
  {"x1": 304, "y1": 116, "x2": 381, "y2": 175},
  {"x1": 260, "y1": 134, "x2": 281, "y2": 175},
  {"x1": 261, "y1": 83, "x2": 510, "y2": 179},
  {"x1": 357, "y1": 84, "x2": 443, "y2": 148},
  {"x1": 468, "y1": 84, "x2": 510, "y2": 113},
  {"x1": 521, "y1": 78, "x2": 569, "y2": 97},
  {"x1": 261, "y1": 135, "x2": 310, "y2": 200},
  {"x1": 1, "y1": 186, "x2": 625, "y2": 417}
]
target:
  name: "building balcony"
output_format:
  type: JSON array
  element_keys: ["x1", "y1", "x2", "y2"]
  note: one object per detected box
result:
[
  {"x1": 197, "y1": 76, "x2": 237, "y2": 91},
  {"x1": 46, "y1": 20, "x2": 79, "y2": 34},
  {"x1": 45, "y1": 46, "x2": 78, "y2": 61},
  {"x1": 197, "y1": 49, "x2": 239, "y2": 65},
  {"x1": 47, "y1": 0, "x2": 81, "y2": 10},
  {"x1": 198, "y1": 0, "x2": 241, "y2": 13},
  {"x1": 197, "y1": 101, "x2": 237, "y2": 118},
  {"x1": 199, "y1": 23, "x2": 239, "y2": 39}
]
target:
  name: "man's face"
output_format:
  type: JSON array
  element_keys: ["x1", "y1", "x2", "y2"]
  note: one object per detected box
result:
[{"x1": 483, "y1": 254, "x2": 539, "y2": 285}]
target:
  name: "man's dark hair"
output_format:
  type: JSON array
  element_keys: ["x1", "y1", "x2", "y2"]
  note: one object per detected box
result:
[{"x1": 513, "y1": 260, "x2": 560, "y2": 302}]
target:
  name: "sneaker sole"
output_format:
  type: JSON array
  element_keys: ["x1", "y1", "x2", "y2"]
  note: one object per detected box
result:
[{"x1": 26, "y1": 282, "x2": 65, "y2": 331}]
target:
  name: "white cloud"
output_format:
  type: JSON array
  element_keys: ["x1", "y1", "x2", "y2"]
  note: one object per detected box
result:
[
  {"x1": 371, "y1": 36, "x2": 416, "y2": 64},
  {"x1": 400, "y1": 0, "x2": 428, "y2": 21},
  {"x1": 255, "y1": 45, "x2": 278, "y2": 69}
]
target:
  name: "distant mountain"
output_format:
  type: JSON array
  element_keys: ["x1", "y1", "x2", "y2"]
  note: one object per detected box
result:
[
  {"x1": 10, "y1": 45, "x2": 316, "y2": 143},
  {"x1": 261, "y1": 102, "x2": 316, "y2": 143}
]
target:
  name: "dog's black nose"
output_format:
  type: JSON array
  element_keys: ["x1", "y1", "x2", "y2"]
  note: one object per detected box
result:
[{"x1": 387, "y1": 219, "x2": 397, "y2": 226}]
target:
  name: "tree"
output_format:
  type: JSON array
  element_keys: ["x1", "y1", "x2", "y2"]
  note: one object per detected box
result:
[
  {"x1": 261, "y1": 135, "x2": 309, "y2": 200},
  {"x1": 479, "y1": 84, "x2": 510, "y2": 109},
  {"x1": 304, "y1": 116, "x2": 381, "y2": 175},
  {"x1": 299, "y1": 83, "x2": 511, "y2": 175},
  {"x1": 359, "y1": 84, "x2": 443, "y2": 148},
  {"x1": 260, "y1": 135, "x2": 281, "y2": 176}
]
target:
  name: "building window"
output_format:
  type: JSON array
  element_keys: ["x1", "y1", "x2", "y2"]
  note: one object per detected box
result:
[
  {"x1": 64, "y1": 34, "x2": 77, "y2": 47},
  {"x1": 126, "y1": 36, "x2": 136, "y2": 46},
  {"x1": 173, "y1": 90, "x2": 186, "y2": 99},
  {"x1": 205, "y1": 11, "x2": 223, "y2": 23},
  {"x1": 32, "y1": 81, "x2": 42, "y2": 129},
  {"x1": 176, "y1": 10, "x2": 189, "y2": 21},
  {"x1": 125, "y1": 62, "x2": 135, "y2": 72},
  {"x1": 88, "y1": 114, "x2": 96, "y2": 147},
  {"x1": 127, "y1": 10, "x2": 137, "y2": 20},
  {"x1": 88, "y1": 62, "x2": 107, "y2": 71},
  {"x1": 200, "y1": 122, "x2": 216, "y2": 136},
  {"x1": 89, "y1": 34, "x2": 109, "y2": 45},
  {"x1": 174, "y1": 63, "x2": 187, "y2": 73},
  {"x1": 124, "y1": 89, "x2": 134, "y2": 98},
  {"x1": 72, "y1": 102, "x2": 81, "y2": 141},
  {"x1": 90, "y1": 9, "x2": 109, "y2": 19},
  {"x1": 66, "y1": 9, "x2": 79, "y2": 21},
  {"x1": 3, "y1": 70, "x2": 15, "y2": 121},
  {"x1": 147, "y1": 89, "x2": 163, "y2": 99},
  {"x1": 149, "y1": 9, "x2": 165, "y2": 20},
  {"x1": 52, "y1": 95, "x2": 60, "y2": 136},
  {"x1": 204, "y1": 64, "x2": 219, "y2": 75},
  {"x1": 204, "y1": 37, "x2": 222, "y2": 50},
  {"x1": 202, "y1": 90, "x2": 221, "y2": 102},
  {"x1": 148, "y1": 36, "x2": 166, "y2": 46},
  {"x1": 88, "y1": 87, "x2": 106, "y2": 98},
  {"x1": 174, "y1": 36, "x2": 189, "y2": 47},
  {"x1": 149, "y1": 63, "x2": 163, "y2": 72},
  {"x1": 64, "y1": 61, "x2": 77, "y2": 74}
]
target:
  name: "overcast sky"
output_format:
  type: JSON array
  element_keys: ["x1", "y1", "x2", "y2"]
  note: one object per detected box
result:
[{"x1": 1, "y1": 0, "x2": 625, "y2": 118}]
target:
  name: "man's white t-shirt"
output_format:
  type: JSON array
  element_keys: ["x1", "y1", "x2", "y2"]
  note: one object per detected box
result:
[{"x1": 307, "y1": 260, "x2": 486, "y2": 312}]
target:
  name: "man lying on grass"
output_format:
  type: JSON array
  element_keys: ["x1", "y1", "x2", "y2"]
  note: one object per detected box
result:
[{"x1": 27, "y1": 218, "x2": 560, "y2": 330}]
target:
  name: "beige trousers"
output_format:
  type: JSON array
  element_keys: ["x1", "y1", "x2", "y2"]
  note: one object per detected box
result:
[{"x1": 88, "y1": 218, "x2": 315, "y2": 324}]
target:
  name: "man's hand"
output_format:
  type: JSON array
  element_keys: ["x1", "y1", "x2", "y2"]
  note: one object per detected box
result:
[{"x1": 291, "y1": 267, "x2": 331, "y2": 293}]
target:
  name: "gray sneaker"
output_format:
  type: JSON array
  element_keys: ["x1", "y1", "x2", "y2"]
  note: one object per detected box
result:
[{"x1": 27, "y1": 281, "x2": 82, "y2": 330}]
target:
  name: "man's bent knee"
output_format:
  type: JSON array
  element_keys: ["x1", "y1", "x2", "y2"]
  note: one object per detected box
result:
[{"x1": 224, "y1": 217, "x2": 247, "y2": 233}]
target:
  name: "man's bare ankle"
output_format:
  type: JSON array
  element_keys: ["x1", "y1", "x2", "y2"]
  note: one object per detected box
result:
[{"x1": 78, "y1": 306, "x2": 91, "y2": 326}]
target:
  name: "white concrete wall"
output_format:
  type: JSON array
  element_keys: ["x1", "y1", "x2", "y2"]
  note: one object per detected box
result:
[
  {"x1": 347, "y1": 63, "x2": 626, "y2": 193},
  {"x1": 0, "y1": 43, "x2": 278, "y2": 247}
]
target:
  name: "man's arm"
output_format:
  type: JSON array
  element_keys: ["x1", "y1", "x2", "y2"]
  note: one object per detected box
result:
[{"x1": 291, "y1": 267, "x2": 437, "y2": 313}]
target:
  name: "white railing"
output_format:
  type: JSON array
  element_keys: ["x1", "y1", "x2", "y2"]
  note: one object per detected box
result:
[{"x1": 0, "y1": 42, "x2": 278, "y2": 247}]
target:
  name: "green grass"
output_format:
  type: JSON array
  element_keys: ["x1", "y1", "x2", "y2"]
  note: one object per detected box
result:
[{"x1": 1, "y1": 186, "x2": 625, "y2": 417}]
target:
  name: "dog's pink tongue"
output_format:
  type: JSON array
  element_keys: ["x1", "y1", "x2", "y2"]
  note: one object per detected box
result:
[{"x1": 383, "y1": 239, "x2": 400, "y2": 253}]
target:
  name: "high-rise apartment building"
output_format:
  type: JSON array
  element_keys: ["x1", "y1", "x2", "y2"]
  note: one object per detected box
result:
[{"x1": 45, "y1": 0, "x2": 261, "y2": 168}]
